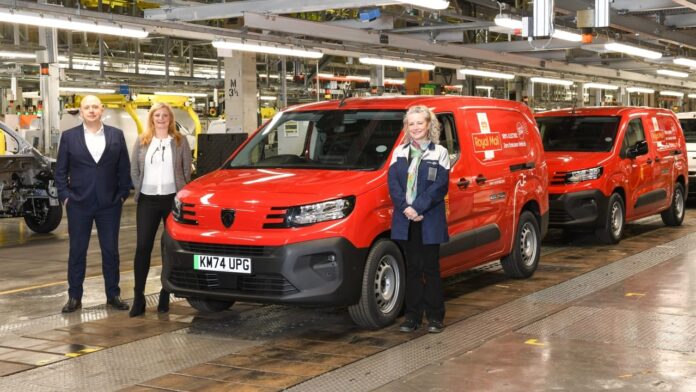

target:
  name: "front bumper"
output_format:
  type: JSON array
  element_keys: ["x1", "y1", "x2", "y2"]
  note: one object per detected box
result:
[
  {"x1": 548, "y1": 190, "x2": 608, "y2": 228},
  {"x1": 161, "y1": 231, "x2": 368, "y2": 307}
]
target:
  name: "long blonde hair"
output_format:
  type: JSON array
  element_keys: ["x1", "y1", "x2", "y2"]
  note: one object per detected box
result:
[
  {"x1": 402, "y1": 105, "x2": 440, "y2": 145},
  {"x1": 140, "y1": 102, "x2": 182, "y2": 146}
]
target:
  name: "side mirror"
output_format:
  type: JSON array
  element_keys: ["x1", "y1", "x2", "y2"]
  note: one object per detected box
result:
[{"x1": 626, "y1": 140, "x2": 649, "y2": 159}]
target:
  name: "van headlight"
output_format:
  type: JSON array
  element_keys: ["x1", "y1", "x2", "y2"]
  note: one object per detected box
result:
[
  {"x1": 565, "y1": 167, "x2": 603, "y2": 183},
  {"x1": 286, "y1": 196, "x2": 356, "y2": 227}
]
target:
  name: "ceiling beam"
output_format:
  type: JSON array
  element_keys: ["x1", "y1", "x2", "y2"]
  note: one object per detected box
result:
[
  {"x1": 611, "y1": 0, "x2": 684, "y2": 12},
  {"x1": 672, "y1": 0, "x2": 696, "y2": 11},
  {"x1": 243, "y1": 12, "x2": 696, "y2": 89},
  {"x1": 555, "y1": 0, "x2": 696, "y2": 50},
  {"x1": 144, "y1": 0, "x2": 401, "y2": 22},
  {"x1": 665, "y1": 12, "x2": 696, "y2": 28}
]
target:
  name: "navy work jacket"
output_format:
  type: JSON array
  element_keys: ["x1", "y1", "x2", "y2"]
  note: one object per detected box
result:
[{"x1": 387, "y1": 141, "x2": 450, "y2": 245}]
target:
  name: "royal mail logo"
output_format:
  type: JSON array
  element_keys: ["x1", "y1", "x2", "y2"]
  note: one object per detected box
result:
[{"x1": 472, "y1": 133, "x2": 503, "y2": 152}]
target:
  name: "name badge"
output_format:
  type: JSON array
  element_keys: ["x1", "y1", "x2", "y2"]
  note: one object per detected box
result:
[{"x1": 428, "y1": 167, "x2": 437, "y2": 181}]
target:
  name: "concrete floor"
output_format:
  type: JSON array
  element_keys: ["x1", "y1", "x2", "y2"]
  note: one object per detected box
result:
[{"x1": 0, "y1": 200, "x2": 694, "y2": 391}]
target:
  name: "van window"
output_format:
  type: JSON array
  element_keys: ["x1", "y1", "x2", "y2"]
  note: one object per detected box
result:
[
  {"x1": 537, "y1": 116, "x2": 620, "y2": 152},
  {"x1": 436, "y1": 113, "x2": 460, "y2": 163},
  {"x1": 679, "y1": 118, "x2": 696, "y2": 143},
  {"x1": 622, "y1": 118, "x2": 646, "y2": 149},
  {"x1": 226, "y1": 110, "x2": 405, "y2": 170}
]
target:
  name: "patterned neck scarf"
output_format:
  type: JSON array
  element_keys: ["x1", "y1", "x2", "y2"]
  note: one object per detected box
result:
[{"x1": 406, "y1": 140, "x2": 428, "y2": 204}]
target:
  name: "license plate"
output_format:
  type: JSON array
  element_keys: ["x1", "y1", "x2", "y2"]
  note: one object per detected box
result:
[{"x1": 193, "y1": 254, "x2": 252, "y2": 274}]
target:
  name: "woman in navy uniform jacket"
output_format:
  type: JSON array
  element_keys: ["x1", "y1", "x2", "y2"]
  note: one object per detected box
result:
[{"x1": 388, "y1": 105, "x2": 450, "y2": 333}]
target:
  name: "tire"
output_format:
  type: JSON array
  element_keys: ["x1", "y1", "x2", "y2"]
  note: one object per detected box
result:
[
  {"x1": 661, "y1": 183, "x2": 685, "y2": 226},
  {"x1": 595, "y1": 193, "x2": 625, "y2": 245},
  {"x1": 348, "y1": 239, "x2": 405, "y2": 329},
  {"x1": 186, "y1": 297, "x2": 235, "y2": 312},
  {"x1": 23, "y1": 200, "x2": 62, "y2": 233},
  {"x1": 501, "y1": 210, "x2": 541, "y2": 279}
]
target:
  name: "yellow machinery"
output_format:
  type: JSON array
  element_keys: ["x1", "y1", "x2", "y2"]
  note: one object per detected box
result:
[
  {"x1": 0, "y1": 130, "x2": 5, "y2": 155},
  {"x1": 80, "y1": 0, "x2": 159, "y2": 10}
]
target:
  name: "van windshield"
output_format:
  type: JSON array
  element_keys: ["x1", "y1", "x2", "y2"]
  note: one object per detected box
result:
[
  {"x1": 679, "y1": 118, "x2": 696, "y2": 143},
  {"x1": 226, "y1": 110, "x2": 405, "y2": 170},
  {"x1": 537, "y1": 116, "x2": 620, "y2": 152}
]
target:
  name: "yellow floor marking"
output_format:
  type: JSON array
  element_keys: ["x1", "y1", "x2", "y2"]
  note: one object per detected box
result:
[
  {"x1": 0, "y1": 269, "x2": 136, "y2": 296},
  {"x1": 35, "y1": 359, "x2": 55, "y2": 365},
  {"x1": 524, "y1": 339, "x2": 546, "y2": 346},
  {"x1": 64, "y1": 347, "x2": 103, "y2": 358},
  {"x1": 495, "y1": 284, "x2": 510, "y2": 289},
  {"x1": 688, "y1": 360, "x2": 696, "y2": 365},
  {"x1": 618, "y1": 374, "x2": 633, "y2": 378},
  {"x1": 625, "y1": 292, "x2": 646, "y2": 297}
]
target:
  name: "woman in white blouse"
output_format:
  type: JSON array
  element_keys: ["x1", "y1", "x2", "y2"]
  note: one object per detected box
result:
[{"x1": 129, "y1": 102, "x2": 192, "y2": 317}]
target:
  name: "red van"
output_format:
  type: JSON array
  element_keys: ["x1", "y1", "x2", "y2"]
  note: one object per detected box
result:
[
  {"x1": 536, "y1": 107, "x2": 687, "y2": 244},
  {"x1": 162, "y1": 96, "x2": 549, "y2": 328}
]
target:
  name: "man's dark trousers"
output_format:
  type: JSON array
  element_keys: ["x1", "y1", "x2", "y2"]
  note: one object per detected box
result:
[{"x1": 67, "y1": 198, "x2": 123, "y2": 299}]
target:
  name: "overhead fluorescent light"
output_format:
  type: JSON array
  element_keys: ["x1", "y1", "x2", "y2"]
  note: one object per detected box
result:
[
  {"x1": 394, "y1": 0, "x2": 449, "y2": 10},
  {"x1": 673, "y1": 57, "x2": 696, "y2": 68},
  {"x1": 626, "y1": 87, "x2": 655, "y2": 94},
  {"x1": 22, "y1": 91, "x2": 40, "y2": 98},
  {"x1": 345, "y1": 75, "x2": 371, "y2": 82},
  {"x1": 475, "y1": 86, "x2": 494, "y2": 90},
  {"x1": 316, "y1": 73, "x2": 334, "y2": 78},
  {"x1": 584, "y1": 82, "x2": 619, "y2": 90},
  {"x1": 359, "y1": 57, "x2": 435, "y2": 71},
  {"x1": 0, "y1": 8, "x2": 148, "y2": 38},
  {"x1": 458, "y1": 69, "x2": 515, "y2": 80},
  {"x1": 595, "y1": 0, "x2": 609, "y2": 28},
  {"x1": 552, "y1": 29, "x2": 583, "y2": 42},
  {"x1": 688, "y1": 94, "x2": 696, "y2": 99},
  {"x1": 660, "y1": 90, "x2": 684, "y2": 98},
  {"x1": 0, "y1": 51, "x2": 36, "y2": 59},
  {"x1": 259, "y1": 96, "x2": 277, "y2": 101},
  {"x1": 530, "y1": 77, "x2": 574, "y2": 86},
  {"x1": 155, "y1": 91, "x2": 208, "y2": 97},
  {"x1": 656, "y1": 69, "x2": 689, "y2": 78},
  {"x1": 604, "y1": 43, "x2": 662, "y2": 60},
  {"x1": 384, "y1": 78, "x2": 405, "y2": 85},
  {"x1": 494, "y1": 15, "x2": 524, "y2": 30},
  {"x1": 212, "y1": 40, "x2": 323, "y2": 59},
  {"x1": 59, "y1": 87, "x2": 116, "y2": 94}
]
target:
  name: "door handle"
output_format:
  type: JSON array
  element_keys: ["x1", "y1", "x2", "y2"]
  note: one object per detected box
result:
[
  {"x1": 673, "y1": 150, "x2": 682, "y2": 155},
  {"x1": 456, "y1": 178, "x2": 470, "y2": 189},
  {"x1": 476, "y1": 175, "x2": 487, "y2": 185},
  {"x1": 646, "y1": 159, "x2": 653, "y2": 164},
  {"x1": 655, "y1": 157, "x2": 660, "y2": 162}
]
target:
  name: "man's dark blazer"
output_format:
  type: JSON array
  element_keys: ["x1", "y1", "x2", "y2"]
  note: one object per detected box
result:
[{"x1": 55, "y1": 124, "x2": 132, "y2": 207}]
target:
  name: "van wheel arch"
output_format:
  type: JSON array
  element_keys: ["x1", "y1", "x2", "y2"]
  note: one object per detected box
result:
[
  {"x1": 595, "y1": 192, "x2": 625, "y2": 244},
  {"x1": 501, "y1": 210, "x2": 541, "y2": 279},
  {"x1": 661, "y1": 182, "x2": 685, "y2": 226}
]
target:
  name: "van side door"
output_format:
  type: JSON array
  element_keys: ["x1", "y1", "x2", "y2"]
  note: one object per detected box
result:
[
  {"x1": 651, "y1": 113, "x2": 684, "y2": 209},
  {"x1": 620, "y1": 115, "x2": 656, "y2": 217}
]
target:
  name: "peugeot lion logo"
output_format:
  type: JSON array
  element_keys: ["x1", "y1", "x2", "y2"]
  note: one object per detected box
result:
[{"x1": 221, "y1": 209, "x2": 236, "y2": 228}]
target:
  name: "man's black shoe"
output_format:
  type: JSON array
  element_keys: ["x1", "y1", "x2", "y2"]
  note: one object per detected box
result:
[
  {"x1": 61, "y1": 297, "x2": 82, "y2": 313},
  {"x1": 399, "y1": 319, "x2": 420, "y2": 332},
  {"x1": 106, "y1": 296, "x2": 130, "y2": 310},
  {"x1": 427, "y1": 320, "x2": 445, "y2": 334}
]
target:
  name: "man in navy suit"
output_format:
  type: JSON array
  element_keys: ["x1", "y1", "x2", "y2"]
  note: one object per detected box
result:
[{"x1": 55, "y1": 95, "x2": 132, "y2": 313}]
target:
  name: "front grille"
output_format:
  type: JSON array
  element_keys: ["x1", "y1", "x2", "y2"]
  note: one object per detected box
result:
[
  {"x1": 549, "y1": 206, "x2": 573, "y2": 222},
  {"x1": 169, "y1": 270, "x2": 298, "y2": 296},
  {"x1": 240, "y1": 274, "x2": 298, "y2": 295},
  {"x1": 179, "y1": 242, "x2": 275, "y2": 257},
  {"x1": 551, "y1": 172, "x2": 567, "y2": 185},
  {"x1": 170, "y1": 270, "x2": 220, "y2": 289}
]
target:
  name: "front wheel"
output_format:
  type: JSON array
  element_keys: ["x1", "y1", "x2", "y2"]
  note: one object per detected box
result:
[
  {"x1": 23, "y1": 199, "x2": 62, "y2": 233},
  {"x1": 348, "y1": 239, "x2": 405, "y2": 329},
  {"x1": 595, "y1": 193, "x2": 625, "y2": 244},
  {"x1": 501, "y1": 210, "x2": 541, "y2": 279},
  {"x1": 661, "y1": 183, "x2": 685, "y2": 226},
  {"x1": 186, "y1": 298, "x2": 235, "y2": 313}
]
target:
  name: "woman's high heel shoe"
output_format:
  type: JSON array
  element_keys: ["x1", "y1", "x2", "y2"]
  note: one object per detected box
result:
[
  {"x1": 129, "y1": 295, "x2": 146, "y2": 317},
  {"x1": 157, "y1": 289, "x2": 170, "y2": 313}
]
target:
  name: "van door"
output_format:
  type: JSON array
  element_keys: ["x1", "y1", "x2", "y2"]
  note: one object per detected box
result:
[
  {"x1": 437, "y1": 113, "x2": 479, "y2": 275},
  {"x1": 651, "y1": 114, "x2": 682, "y2": 208},
  {"x1": 621, "y1": 116, "x2": 656, "y2": 217}
]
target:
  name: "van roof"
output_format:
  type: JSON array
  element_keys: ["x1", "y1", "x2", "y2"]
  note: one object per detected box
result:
[
  {"x1": 536, "y1": 106, "x2": 675, "y2": 118},
  {"x1": 284, "y1": 96, "x2": 529, "y2": 112}
]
